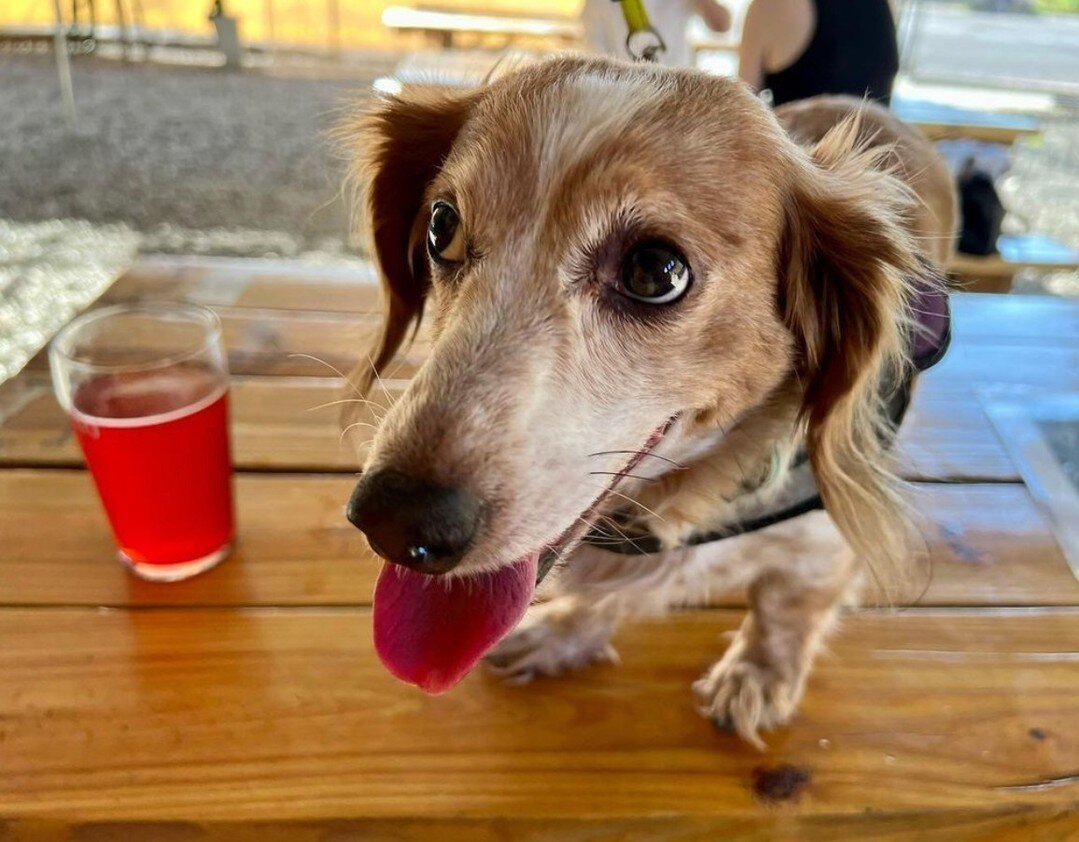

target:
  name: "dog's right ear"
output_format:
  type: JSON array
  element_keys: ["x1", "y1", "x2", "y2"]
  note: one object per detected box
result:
[{"x1": 347, "y1": 88, "x2": 477, "y2": 390}]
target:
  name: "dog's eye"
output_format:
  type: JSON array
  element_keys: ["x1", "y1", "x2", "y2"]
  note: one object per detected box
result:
[
  {"x1": 428, "y1": 201, "x2": 465, "y2": 265},
  {"x1": 620, "y1": 242, "x2": 691, "y2": 304}
]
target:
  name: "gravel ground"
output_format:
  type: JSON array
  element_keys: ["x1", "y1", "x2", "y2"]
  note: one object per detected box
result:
[
  {"x1": 0, "y1": 49, "x2": 1076, "y2": 290},
  {"x1": 0, "y1": 51, "x2": 387, "y2": 258}
]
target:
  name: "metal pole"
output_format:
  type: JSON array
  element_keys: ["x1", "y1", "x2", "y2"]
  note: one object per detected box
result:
[
  {"x1": 899, "y1": 0, "x2": 925, "y2": 79},
  {"x1": 264, "y1": 0, "x2": 276, "y2": 61},
  {"x1": 52, "y1": 0, "x2": 77, "y2": 131},
  {"x1": 327, "y1": 0, "x2": 340, "y2": 56}
]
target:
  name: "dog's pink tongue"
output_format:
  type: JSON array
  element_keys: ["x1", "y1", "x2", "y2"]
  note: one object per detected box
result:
[{"x1": 373, "y1": 555, "x2": 538, "y2": 694}]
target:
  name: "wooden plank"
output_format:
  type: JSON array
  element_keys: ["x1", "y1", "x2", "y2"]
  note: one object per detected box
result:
[
  {"x1": 925, "y1": 341, "x2": 1078, "y2": 393},
  {"x1": 1, "y1": 471, "x2": 1074, "y2": 608},
  {"x1": 85, "y1": 262, "x2": 1079, "y2": 353},
  {"x1": 950, "y1": 292, "x2": 1079, "y2": 345},
  {"x1": 4, "y1": 811, "x2": 1075, "y2": 841},
  {"x1": 101, "y1": 256, "x2": 384, "y2": 314},
  {"x1": 33, "y1": 283, "x2": 1079, "y2": 386},
  {"x1": 103, "y1": 269, "x2": 1079, "y2": 347},
  {"x1": 0, "y1": 375, "x2": 371, "y2": 472},
  {"x1": 891, "y1": 99, "x2": 1040, "y2": 147},
  {"x1": 896, "y1": 389, "x2": 1018, "y2": 483},
  {"x1": 913, "y1": 122, "x2": 1038, "y2": 145},
  {"x1": 37, "y1": 308, "x2": 1067, "y2": 391},
  {"x1": 0, "y1": 607, "x2": 1075, "y2": 830},
  {"x1": 22, "y1": 308, "x2": 410, "y2": 380},
  {"x1": 7, "y1": 295, "x2": 1075, "y2": 477},
  {"x1": 0, "y1": 370, "x2": 1018, "y2": 481},
  {"x1": 12, "y1": 292, "x2": 1069, "y2": 482}
]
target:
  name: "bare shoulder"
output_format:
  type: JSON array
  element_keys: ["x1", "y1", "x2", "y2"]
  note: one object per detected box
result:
[
  {"x1": 746, "y1": 0, "x2": 809, "y2": 28},
  {"x1": 744, "y1": 0, "x2": 813, "y2": 66}
]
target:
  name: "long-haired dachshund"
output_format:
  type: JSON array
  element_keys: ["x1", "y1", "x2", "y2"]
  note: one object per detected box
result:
[{"x1": 342, "y1": 57, "x2": 955, "y2": 746}]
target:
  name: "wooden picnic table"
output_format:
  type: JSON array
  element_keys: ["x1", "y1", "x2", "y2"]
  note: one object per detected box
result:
[{"x1": 1, "y1": 256, "x2": 1077, "y2": 837}]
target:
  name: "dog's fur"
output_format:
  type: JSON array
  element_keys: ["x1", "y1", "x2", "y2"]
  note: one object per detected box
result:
[{"x1": 344, "y1": 57, "x2": 956, "y2": 746}]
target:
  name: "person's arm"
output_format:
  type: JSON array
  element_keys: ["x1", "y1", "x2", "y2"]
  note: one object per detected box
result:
[
  {"x1": 738, "y1": 0, "x2": 768, "y2": 90},
  {"x1": 694, "y1": 0, "x2": 732, "y2": 33}
]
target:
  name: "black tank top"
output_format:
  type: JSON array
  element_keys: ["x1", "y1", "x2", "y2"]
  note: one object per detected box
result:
[{"x1": 763, "y1": 0, "x2": 899, "y2": 107}]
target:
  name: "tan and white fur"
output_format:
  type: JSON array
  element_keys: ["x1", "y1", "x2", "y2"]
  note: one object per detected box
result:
[{"x1": 343, "y1": 57, "x2": 956, "y2": 746}]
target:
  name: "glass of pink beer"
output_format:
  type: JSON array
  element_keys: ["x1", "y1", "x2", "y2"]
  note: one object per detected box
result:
[{"x1": 50, "y1": 302, "x2": 235, "y2": 581}]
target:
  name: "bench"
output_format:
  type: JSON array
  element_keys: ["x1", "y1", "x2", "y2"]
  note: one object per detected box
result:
[
  {"x1": 892, "y1": 98, "x2": 1041, "y2": 146},
  {"x1": 381, "y1": 5, "x2": 582, "y2": 49},
  {"x1": 948, "y1": 233, "x2": 1079, "y2": 293}
]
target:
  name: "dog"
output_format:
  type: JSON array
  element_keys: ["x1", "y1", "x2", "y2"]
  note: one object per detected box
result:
[{"x1": 341, "y1": 57, "x2": 956, "y2": 747}]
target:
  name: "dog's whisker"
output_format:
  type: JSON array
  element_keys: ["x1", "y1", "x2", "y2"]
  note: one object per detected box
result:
[
  {"x1": 605, "y1": 489, "x2": 668, "y2": 525},
  {"x1": 588, "y1": 471, "x2": 659, "y2": 484},
  {"x1": 588, "y1": 450, "x2": 686, "y2": 470},
  {"x1": 569, "y1": 509, "x2": 621, "y2": 541},
  {"x1": 306, "y1": 397, "x2": 389, "y2": 421},
  {"x1": 309, "y1": 397, "x2": 385, "y2": 408},
  {"x1": 363, "y1": 352, "x2": 395, "y2": 403},
  {"x1": 288, "y1": 353, "x2": 362, "y2": 396},
  {"x1": 339, "y1": 420, "x2": 380, "y2": 446},
  {"x1": 588, "y1": 513, "x2": 644, "y2": 546}
]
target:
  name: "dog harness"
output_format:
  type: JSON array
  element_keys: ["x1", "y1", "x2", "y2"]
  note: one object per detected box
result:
[{"x1": 578, "y1": 278, "x2": 952, "y2": 558}]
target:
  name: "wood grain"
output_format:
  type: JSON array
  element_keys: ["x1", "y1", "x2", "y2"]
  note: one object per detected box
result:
[
  {"x1": 1, "y1": 470, "x2": 1074, "y2": 608},
  {"x1": 5, "y1": 810, "x2": 1076, "y2": 841},
  {"x1": 6, "y1": 293, "x2": 1073, "y2": 479},
  {"x1": 915, "y1": 122, "x2": 1039, "y2": 145},
  {"x1": 0, "y1": 375, "x2": 373, "y2": 472},
  {"x1": 24, "y1": 287, "x2": 1079, "y2": 385},
  {"x1": 101, "y1": 256, "x2": 383, "y2": 315},
  {"x1": 23, "y1": 307, "x2": 405, "y2": 379},
  {"x1": 103, "y1": 265, "x2": 1079, "y2": 347},
  {"x1": 0, "y1": 371, "x2": 1019, "y2": 481},
  {"x1": 2, "y1": 274, "x2": 1076, "y2": 837},
  {"x1": 896, "y1": 388, "x2": 1019, "y2": 483},
  {"x1": 0, "y1": 608, "x2": 1075, "y2": 828},
  {"x1": 950, "y1": 293, "x2": 1079, "y2": 345}
]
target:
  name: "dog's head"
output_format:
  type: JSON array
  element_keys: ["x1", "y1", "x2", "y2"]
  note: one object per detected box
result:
[{"x1": 343, "y1": 58, "x2": 924, "y2": 692}]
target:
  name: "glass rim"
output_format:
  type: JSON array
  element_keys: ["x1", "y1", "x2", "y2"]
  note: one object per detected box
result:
[{"x1": 49, "y1": 301, "x2": 223, "y2": 375}]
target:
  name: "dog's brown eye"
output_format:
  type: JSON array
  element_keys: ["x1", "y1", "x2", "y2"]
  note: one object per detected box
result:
[
  {"x1": 620, "y1": 242, "x2": 691, "y2": 304},
  {"x1": 428, "y1": 201, "x2": 465, "y2": 265}
]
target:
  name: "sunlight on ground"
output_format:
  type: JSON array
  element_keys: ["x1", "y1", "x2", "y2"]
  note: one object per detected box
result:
[{"x1": 2, "y1": 1, "x2": 581, "y2": 48}]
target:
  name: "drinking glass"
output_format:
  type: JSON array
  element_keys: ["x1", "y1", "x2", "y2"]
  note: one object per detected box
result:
[{"x1": 50, "y1": 302, "x2": 235, "y2": 581}]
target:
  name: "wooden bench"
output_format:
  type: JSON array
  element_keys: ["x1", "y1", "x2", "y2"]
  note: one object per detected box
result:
[
  {"x1": 948, "y1": 233, "x2": 1079, "y2": 293},
  {"x1": 892, "y1": 97, "x2": 1042, "y2": 146},
  {"x1": 0, "y1": 255, "x2": 1077, "y2": 835},
  {"x1": 382, "y1": 5, "x2": 582, "y2": 49}
]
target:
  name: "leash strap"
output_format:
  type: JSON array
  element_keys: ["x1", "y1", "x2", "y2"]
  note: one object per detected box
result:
[{"x1": 611, "y1": 0, "x2": 666, "y2": 62}]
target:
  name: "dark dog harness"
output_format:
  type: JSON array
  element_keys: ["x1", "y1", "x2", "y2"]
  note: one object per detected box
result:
[{"x1": 577, "y1": 279, "x2": 952, "y2": 558}]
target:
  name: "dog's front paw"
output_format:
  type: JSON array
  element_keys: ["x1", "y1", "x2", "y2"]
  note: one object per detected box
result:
[
  {"x1": 485, "y1": 598, "x2": 618, "y2": 684},
  {"x1": 693, "y1": 633, "x2": 804, "y2": 750}
]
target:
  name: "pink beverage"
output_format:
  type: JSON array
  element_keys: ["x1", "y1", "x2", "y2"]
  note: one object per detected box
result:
[
  {"x1": 51, "y1": 303, "x2": 235, "y2": 581},
  {"x1": 72, "y1": 369, "x2": 234, "y2": 572}
]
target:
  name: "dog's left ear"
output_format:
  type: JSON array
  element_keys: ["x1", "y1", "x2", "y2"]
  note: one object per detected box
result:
[
  {"x1": 779, "y1": 117, "x2": 933, "y2": 592},
  {"x1": 345, "y1": 88, "x2": 478, "y2": 390}
]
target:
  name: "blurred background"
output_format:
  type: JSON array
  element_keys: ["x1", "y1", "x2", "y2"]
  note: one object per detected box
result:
[{"x1": 1, "y1": 0, "x2": 1077, "y2": 377}]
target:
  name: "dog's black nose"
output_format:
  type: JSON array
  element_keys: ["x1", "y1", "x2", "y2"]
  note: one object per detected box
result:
[{"x1": 346, "y1": 470, "x2": 483, "y2": 575}]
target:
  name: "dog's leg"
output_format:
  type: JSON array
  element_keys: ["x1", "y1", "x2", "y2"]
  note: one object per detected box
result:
[
  {"x1": 488, "y1": 508, "x2": 853, "y2": 727},
  {"x1": 485, "y1": 543, "x2": 701, "y2": 681},
  {"x1": 693, "y1": 537, "x2": 858, "y2": 749}
]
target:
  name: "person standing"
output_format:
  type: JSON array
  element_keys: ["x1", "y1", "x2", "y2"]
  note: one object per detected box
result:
[{"x1": 739, "y1": 0, "x2": 899, "y2": 106}]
